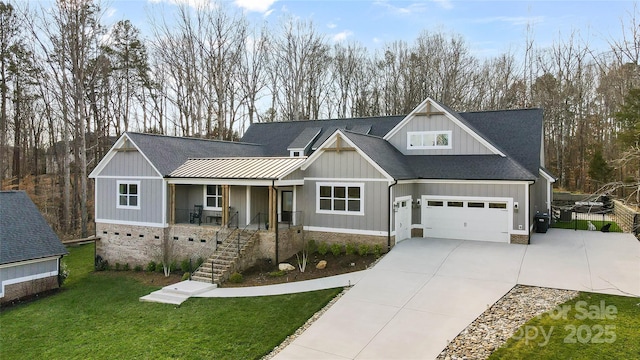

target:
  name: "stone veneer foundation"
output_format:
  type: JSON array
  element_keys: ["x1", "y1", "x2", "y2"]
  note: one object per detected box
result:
[
  {"x1": 510, "y1": 234, "x2": 530, "y2": 244},
  {"x1": 1, "y1": 276, "x2": 59, "y2": 304}
]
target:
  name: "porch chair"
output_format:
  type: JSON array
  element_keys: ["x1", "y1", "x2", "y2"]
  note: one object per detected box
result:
[{"x1": 190, "y1": 205, "x2": 203, "y2": 225}]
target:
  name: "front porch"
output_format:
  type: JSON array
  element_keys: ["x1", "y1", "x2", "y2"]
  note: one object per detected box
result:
[{"x1": 168, "y1": 183, "x2": 303, "y2": 231}]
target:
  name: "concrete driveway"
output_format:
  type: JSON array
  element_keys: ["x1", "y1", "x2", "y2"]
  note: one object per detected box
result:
[{"x1": 274, "y1": 229, "x2": 640, "y2": 359}]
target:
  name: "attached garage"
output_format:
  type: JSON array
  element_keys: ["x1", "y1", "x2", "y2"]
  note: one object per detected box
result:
[{"x1": 421, "y1": 196, "x2": 512, "y2": 242}]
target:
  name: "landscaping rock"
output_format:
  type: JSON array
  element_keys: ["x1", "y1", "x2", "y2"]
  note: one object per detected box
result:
[
  {"x1": 278, "y1": 263, "x2": 295, "y2": 271},
  {"x1": 316, "y1": 260, "x2": 327, "y2": 269},
  {"x1": 436, "y1": 285, "x2": 578, "y2": 360}
]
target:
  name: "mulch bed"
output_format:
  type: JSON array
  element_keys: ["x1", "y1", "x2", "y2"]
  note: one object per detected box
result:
[{"x1": 222, "y1": 253, "x2": 377, "y2": 287}]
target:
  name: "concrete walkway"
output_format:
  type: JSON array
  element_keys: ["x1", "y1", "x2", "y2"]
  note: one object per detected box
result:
[
  {"x1": 140, "y1": 270, "x2": 369, "y2": 304},
  {"x1": 274, "y1": 229, "x2": 640, "y2": 359}
]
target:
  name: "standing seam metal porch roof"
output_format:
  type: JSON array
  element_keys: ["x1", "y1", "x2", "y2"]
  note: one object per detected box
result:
[{"x1": 169, "y1": 157, "x2": 307, "y2": 179}]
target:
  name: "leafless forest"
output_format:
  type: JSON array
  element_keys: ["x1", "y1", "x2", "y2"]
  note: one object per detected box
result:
[{"x1": 0, "y1": 0, "x2": 638, "y2": 237}]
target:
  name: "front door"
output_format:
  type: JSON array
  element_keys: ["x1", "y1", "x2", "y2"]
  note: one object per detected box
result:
[
  {"x1": 281, "y1": 191, "x2": 293, "y2": 223},
  {"x1": 395, "y1": 197, "x2": 412, "y2": 243}
]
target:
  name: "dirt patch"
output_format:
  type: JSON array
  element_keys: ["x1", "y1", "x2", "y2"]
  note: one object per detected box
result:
[{"x1": 222, "y1": 253, "x2": 377, "y2": 288}]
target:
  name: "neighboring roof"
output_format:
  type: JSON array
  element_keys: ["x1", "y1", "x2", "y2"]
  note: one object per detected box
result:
[
  {"x1": 241, "y1": 116, "x2": 404, "y2": 156},
  {"x1": 461, "y1": 108, "x2": 543, "y2": 176},
  {"x1": 169, "y1": 157, "x2": 307, "y2": 180},
  {"x1": 0, "y1": 191, "x2": 68, "y2": 265},
  {"x1": 126, "y1": 132, "x2": 265, "y2": 176}
]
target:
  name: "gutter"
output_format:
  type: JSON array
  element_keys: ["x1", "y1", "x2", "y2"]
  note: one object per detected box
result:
[{"x1": 388, "y1": 179, "x2": 398, "y2": 252}]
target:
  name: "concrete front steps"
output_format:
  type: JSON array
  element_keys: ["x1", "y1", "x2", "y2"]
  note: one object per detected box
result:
[
  {"x1": 140, "y1": 281, "x2": 217, "y2": 305},
  {"x1": 191, "y1": 230, "x2": 257, "y2": 285}
]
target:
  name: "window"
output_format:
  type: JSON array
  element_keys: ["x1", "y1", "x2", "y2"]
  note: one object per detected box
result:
[
  {"x1": 448, "y1": 201, "x2": 463, "y2": 207},
  {"x1": 204, "y1": 185, "x2": 222, "y2": 210},
  {"x1": 489, "y1": 203, "x2": 507, "y2": 209},
  {"x1": 317, "y1": 183, "x2": 363, "y2": 215},
  {"x1": 427, "y1": 201, "x2": 444, "y2": 207},
  {"x1": 117, "y1": 181, "x2": 140, "y2": 209},
  {"x1": 407, "y1": 131, "x2": 452, "y2": 149}
]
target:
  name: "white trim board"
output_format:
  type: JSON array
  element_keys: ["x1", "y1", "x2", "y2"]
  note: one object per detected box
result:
[
  {"x1": 399, "y1": 179, "x2": 533, "y2": 185},
  {"x1": 95, "y1": 219, "x2": 166, "y2": 228},
  {"x1": 303, "y1": 226, "x2": 388, "y2": 237},
  {"x1": 304, "y1": 177, "x2": 390, "y2": 183},
  {"x1": 0, "y1": 256, "x2": 60, "y2": 269}
]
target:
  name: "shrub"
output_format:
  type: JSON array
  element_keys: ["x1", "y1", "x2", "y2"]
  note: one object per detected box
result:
[
  {"x1": 317, "y1": 242, "x2": 329, "y2": 256},
  {"x1": 358, "y1": 244, "x2": 370, "y2": 256},
  {"x1": 115, "y1": 262, "x2": 122, "y2": 271},
  {"x1": 306, "y1": 239, "x2": 318, "y2": 253},
  {"x1": 373, "y1": 244, "x2": 383, "y2": 258},
  {"x1": 134, "y1": 265, "x2": 143, "y2": 272},
  {"x1": 169, "y1": 260, "x2": 178, "y2": 272},
  {"x1": 180, "y1": 259, "x2": 191, "y2": 273},
  {"x1": 330, "y1": 243, "x2": 342, "y2": 256},
  {"x1": 229, "y1": 272, "x2": 243, "y2": 283},
  {"x1": 345, "y1": 243, "x2": 356, "y2": 255},
  {"x1": 123, "y1": 263, "x2": 130, "y2": 271},
  {"x1": 268, "y1": 270, "x2": 286, "y2": 277},
  {"x1": 146, "y1": 261, "x2": 156, "y2": 272},
  {"x1": 181, "y1": 272, "x2": 191, "y2": 281},
  {"x1": 95, "y1": 256, "x2": 109, "y2": 271},
  {"x1": 195, "y1": 257, "x2": 205, "y2": 269},
  {"x1": 58, "y1": 262, "x2": 69, "y2": 286},
  {"x1": 156, "y1": 263, "x2": 165, "y2": 273}
]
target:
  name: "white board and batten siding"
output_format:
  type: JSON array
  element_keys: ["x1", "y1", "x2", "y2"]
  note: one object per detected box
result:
[
  {"x1": 386, "y1": 114, "x2": 494, "y2": 156},
  {"x1": 0, "y1": 257, "x2": 59, "y2": 298},
  {"x1": 93, "y1": 149, "x2": 165, "y2": 226}
]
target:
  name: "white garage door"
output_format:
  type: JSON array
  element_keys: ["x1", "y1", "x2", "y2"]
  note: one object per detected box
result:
[{"x1": 422, "y1": 196, "x2": 511, "y2": 242}]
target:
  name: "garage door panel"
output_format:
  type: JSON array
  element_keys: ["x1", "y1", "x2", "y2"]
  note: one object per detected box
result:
[{"x1": 422, "y1": 198, "x2": 510, "y2": 243}]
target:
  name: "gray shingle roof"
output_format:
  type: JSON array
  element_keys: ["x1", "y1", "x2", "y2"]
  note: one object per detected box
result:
[
  {"x1": 460, "y1": 108, "x2": 543, "y2": 176},
  {"x1": 0, "y1": 191, "x2": 68, "y2": 265},
  {"x1": 287, "y1": 127, "x2": 321, "y2": 151},
  {"x1": 126, "y1": 132, "x2": 265, "y2": 176},
  {"x1": 241, "y1": 116, "x2": 404, "y2": 156},
  {"x1": 409, "y1": 155, "x2": 537, "y2": 181},
  {"x1": 341, "y1": 131, "x2": 415, "y2": 180}
]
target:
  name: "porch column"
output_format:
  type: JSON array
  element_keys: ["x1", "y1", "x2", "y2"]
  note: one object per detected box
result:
[
  {"x1": 222, "y1": 185, "x2": 230, "y2": 226},
  {"x1": 169, "y1": 184, "x2": 175, "y2": 225},
  {"x1": 268, "y1": 186, "x2": 276, "y2": 233}
]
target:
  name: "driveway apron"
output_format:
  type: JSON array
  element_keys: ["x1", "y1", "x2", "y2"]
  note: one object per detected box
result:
[{"x1": 274, "y1": 230, "x2": 639, "y2": 359}]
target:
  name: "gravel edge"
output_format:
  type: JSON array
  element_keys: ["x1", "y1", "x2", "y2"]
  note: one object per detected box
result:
[{"x1": 436, "y1": 285, "x2": 579, "y2": 360}]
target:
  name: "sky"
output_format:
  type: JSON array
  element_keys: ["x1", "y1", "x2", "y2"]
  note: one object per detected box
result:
[{"x1": 99, "y1": 0, "x2": 638, "y2": 59}]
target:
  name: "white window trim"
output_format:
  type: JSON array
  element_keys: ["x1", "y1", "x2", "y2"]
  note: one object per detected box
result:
[
  {"x1": 316, "y1": 182, "x2": 364, "y2": 216},
  {"x1": 407, "y1": 130, "x2": 452, "y2": 150},
  {"x1": 116, "y1": 180, "x2": 141, "y2": 210},
  {"x1": 203, "y1": 185, "x2": 223, "y2": 211}
]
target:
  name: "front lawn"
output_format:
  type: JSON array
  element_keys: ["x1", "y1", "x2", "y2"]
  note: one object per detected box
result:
[
  {"x1": 0, "y1": 244, "x2": 341, "y2": 359},
  {"x1": 552, "y1": 219, "x2": 623, "y2": 232},
  {"x1": 490, "y1": 292, "x2": 640, "y2": 359}
]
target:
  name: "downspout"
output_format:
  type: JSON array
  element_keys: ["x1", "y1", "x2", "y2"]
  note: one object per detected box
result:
[
  {"x1": 273, "y1": 179, "x2": 279, "y2": 264},
  {"x1": 388, "y1": 180, "x2": 398, "y2": 252}
]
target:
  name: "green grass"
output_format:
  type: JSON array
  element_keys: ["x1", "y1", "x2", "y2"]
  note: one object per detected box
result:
[
  {"x1": 490, "y1": 292, "x2": 640, "y2": 359},
  {"x1": 0, "y1": 244, "x2": 341, "y2": 359},
  {"x1": 552, "y1": 219, "x2": 623, "y2": 232}
]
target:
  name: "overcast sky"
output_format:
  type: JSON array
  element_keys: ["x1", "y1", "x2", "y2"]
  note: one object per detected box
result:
[{"x1": 96, "y1": 0, "x2": 635, "y2": 58}]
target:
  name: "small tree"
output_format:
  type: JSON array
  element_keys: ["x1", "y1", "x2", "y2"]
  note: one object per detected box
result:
[{"x1": 588, "y1": 147, "x2": 613, "y2": 188}]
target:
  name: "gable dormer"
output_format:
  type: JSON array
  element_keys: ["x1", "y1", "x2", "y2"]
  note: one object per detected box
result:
[
  {"x1": 287, "y1": 127, "x2": 321, "y2": 157},
  {"x1": 383, "y1": 98, "x2": 504, "y2": 156}
]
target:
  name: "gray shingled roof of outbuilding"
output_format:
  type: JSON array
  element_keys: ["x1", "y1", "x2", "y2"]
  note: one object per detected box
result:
[
  {"x1": 126, "y1": 132, "x2": 265, "y2": 176},
  {"x1": 1, "y1": 191, "x2": 68, "y2": 265}
]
